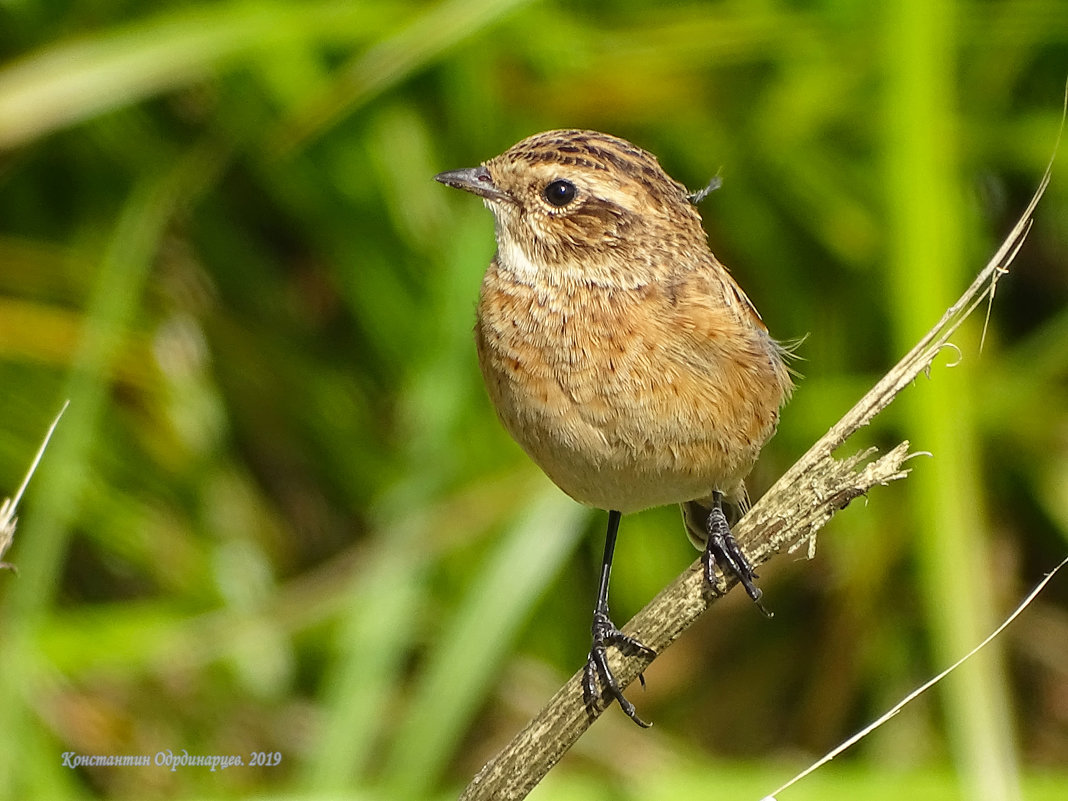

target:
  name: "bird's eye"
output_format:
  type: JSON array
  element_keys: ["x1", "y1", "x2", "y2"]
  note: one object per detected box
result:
[{"x1": 543, "y1": 179, "x2": 577, "y2": 207}]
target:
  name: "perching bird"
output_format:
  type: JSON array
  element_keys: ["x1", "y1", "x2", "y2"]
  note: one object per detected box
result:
[{"x1": 435, "y1": 129, "x2": 793, "y2": 726}]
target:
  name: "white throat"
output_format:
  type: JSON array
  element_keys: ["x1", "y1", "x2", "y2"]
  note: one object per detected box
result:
[{"x1": 495, "y1": 231, "x2": 541, "y2": 283}]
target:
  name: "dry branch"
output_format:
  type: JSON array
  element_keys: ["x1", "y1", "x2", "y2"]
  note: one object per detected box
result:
[{"x1": 458, "y1": 160, "x2": 1054, "y2": 801}]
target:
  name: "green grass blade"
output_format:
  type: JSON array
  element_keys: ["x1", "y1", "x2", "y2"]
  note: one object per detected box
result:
[
  {"x1": 271, "y1": 0, "x2": 537, "y2": 153},
  {"x1": 882, "y1": 2, "x2": 1021, "y2": 798},
  {"x1": 381, "y1": 486, "x2": 588, "y2": 799},
  {"x1": 0, "y1": 2, "x2": 390, "y2": 148},
  {"x1": 299, "y1": 514, "x2": 427, "y2": 791}
]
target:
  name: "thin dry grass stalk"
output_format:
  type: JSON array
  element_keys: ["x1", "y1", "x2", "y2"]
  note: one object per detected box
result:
[{"x1": 0, "y1": 401, "x2": 69, "y2": 571}]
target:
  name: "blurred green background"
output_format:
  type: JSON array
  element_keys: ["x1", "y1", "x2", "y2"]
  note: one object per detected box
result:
[{"x1": 1, "y1": 1, "x2": 1067, "y2": 799}]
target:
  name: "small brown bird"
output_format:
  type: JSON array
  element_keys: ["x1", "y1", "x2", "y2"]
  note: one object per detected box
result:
[{"x1": 435, "y1": 129, "x2": 792, "y2": 726}]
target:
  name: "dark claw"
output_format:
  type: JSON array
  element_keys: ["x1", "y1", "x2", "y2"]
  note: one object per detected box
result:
[
  {"x1": 702, "y1": 498, "x2": 773, "y2": 618},
  {"x1": 582, "y1": 610, "x2": 655, "y2": 727}
]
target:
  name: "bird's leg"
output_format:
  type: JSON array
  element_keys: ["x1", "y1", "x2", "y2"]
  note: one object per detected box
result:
[
  {"x1": 702, "y1": 491, "x2": 773, "y2": 617},
  {"x1": 582, "y1": 509, "x2": 656, "y2": 727}
]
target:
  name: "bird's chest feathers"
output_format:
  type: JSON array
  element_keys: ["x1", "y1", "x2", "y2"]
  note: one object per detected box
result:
[
  {"x1": 476, "y1": 268, "x2": 653, "y2": 411},
  {"x1": 473, "y1": 258, "x2": 784, "y2": 510}
]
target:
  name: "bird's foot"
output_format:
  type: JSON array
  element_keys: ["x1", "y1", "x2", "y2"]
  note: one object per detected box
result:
[
  {"x1": 582, "y1": 608, "x2": 655, "y2": 727},
  {"x1": 702, "y1": 501, "x2": 773, "y2": 618}
]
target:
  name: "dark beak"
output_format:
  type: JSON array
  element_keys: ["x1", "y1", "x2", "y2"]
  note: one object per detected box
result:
[{"x1": 434, "y1": 165, "x2": 512, "y2": 203}]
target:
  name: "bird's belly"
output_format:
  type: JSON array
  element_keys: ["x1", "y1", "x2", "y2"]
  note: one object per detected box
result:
[
  {"x1": 519, "y1": 419, "x2": 730, "y2": 514},
  {"x1": 476, "y1": 321, "x2": 769, "y2": 513}
]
